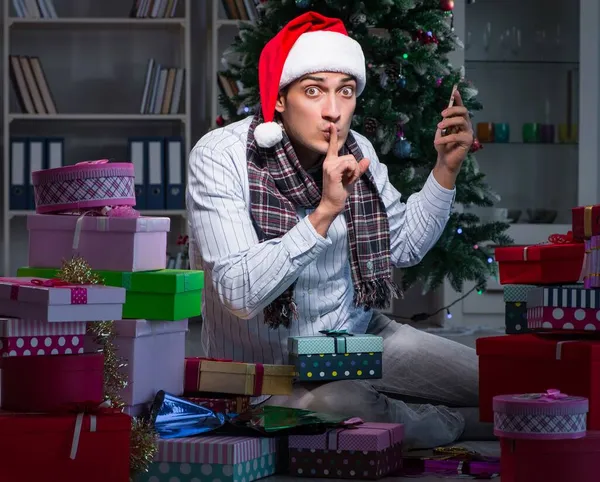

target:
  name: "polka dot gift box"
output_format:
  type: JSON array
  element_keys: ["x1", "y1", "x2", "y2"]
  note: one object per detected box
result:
[
  {"x1": 0, "y1": 318, "x2": 86, "y2": 365},
  {"x1": 527, "y1": 285, "x2": 600, "y2": 332},
  {"x1": 288, "y1": 421, "x2": 404, "y2": 480},
  {"x1": 138, "y1": 435, "x2": 279, "y2": 482},
  {"x1": 288, "y1": 330, "x2": 383, "y2": 382}
]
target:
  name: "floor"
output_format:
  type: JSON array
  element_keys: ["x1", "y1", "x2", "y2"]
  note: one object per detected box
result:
[{"x1": 185, "y1": 321, "x2": 503, "y2": 481}]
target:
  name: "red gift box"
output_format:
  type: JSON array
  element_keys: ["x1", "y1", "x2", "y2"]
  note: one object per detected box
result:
[
  {"x1": 1, "y1": 353, "x2": 104, "y2": 412},
  {"x1": 476, "y1": 334, "x2": 600, "y2": 429},
  {"x1": 500, "y1": 431, "x2": 600, "y2": 482},
  {"x1": 0, "y1": 409, "x2": 131, "y2": 482},
  {"x1": 495, "y1": 240, "x2": 584, "y2": 285},
  {"x1": 183, "y1": 393, "x2": 250, "y2": 414},
  {"x1": 572, "y1": 205, "x2": 600, "y2": 240}
]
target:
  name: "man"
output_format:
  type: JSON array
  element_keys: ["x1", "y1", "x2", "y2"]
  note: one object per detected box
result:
[{"x1": 187, "y1": 12, "x2": 488, "y2": 449}]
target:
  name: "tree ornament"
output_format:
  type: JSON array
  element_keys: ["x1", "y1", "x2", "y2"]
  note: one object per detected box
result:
[
  {"x1": 440, "y1": 0, "x2": 454, "y2": 11},
  {"x1": 385, "y1": 64, "x2": 400, "y2": 82},
  {"x1": 216, "y1": 115, "x2": 225, "y2": 127},
  {"x1": 363, "y1": 117, "x2": 378, "y2": 135},
  {"x1": 393, "y1": 129, "x2": 412, "y2": 158},
  {"x1": 470, "y1": 138, "x2": 483, "y2": 153},
  {"x1": 397, "y1": 76, "x2": 407, "y2": 88},
  {"x1": 295, "y1": 0, "x2": 311, "y2": 8}
]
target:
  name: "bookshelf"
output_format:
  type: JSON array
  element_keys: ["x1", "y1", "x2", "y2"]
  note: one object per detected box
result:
[{"x1": 1, "y1": 0, "x2": 192, "y2": 276}]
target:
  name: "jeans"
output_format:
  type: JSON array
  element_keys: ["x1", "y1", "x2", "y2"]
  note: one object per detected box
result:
[{"x1": 265, "y1": 311, "x2": 493, "y2": 449}]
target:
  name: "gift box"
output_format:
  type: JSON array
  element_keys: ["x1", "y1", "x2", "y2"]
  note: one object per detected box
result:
[
  {"x1": 31, "y1": 159, "x2": 136, "y2": 215},
  {"x1": 27, "y1": 214, "x2": 170, "y2": 272},
  {"x1": 0, "y1": 318, "x2": 87, "y2": 336},
  {"x1": 503, "y1": 284, "x2": 538, "y2": 334},
  {"x1": 493, "y1": 390, "x2": 588, "y2": 440},
  {"x1": 288, "y1": 332, "x2": 383, "y2": 382},
  {"x1": 0, "y1": 409, "x2": 131, "y2": 482},
  {"x1": 477, "y1": 334, "x2": 600, "y2": 429},
  {"x1": 18, "y1": 267, "x2": 204, "y2": 321},
  {"x1": 583, "y1": 236, "x2": 600, "y2": 288},
  {"x1": 500, "y1": 431, "x2": 600, "y2": 482},
  {"x1": 400, "y1": 456, "x2": 500, "y2": 478},
  {"x1": 526, "y1": 285, "x2": 600, "y2": 332},
  {"x1": 495, "y1": 241, "x2": 585, "y2": 285},
  {"x1": 288, "y1": 422, "x2": 404, "y2": 479},
  {"x1": 184, "y1": 357, "x2": 295, "y2": 396},
  {"x1": 138, "y1": 435, "x2": 279, "y2": 482},
  {"x1": 183, "y1": 393, "x2": 250, "y2": 415},
  {"x1": 0, "y1": 277, "x2": 125, "y2": 322},
  {"x1": 1, "y1": 353, "x2": 104, "y2": 412},
  {"x1": 572, "y1": 204, "x2": 600, "y2": 240},
  {"x1": 85, "y1": 319, "x2": 187, "y2": 406}
]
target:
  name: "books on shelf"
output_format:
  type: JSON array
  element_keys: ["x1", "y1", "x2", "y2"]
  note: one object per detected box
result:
[
  {"x1": 130, "y1": 0, "x2": 180, "y2": 18},
  {"x1": 140, "y1": 58, "x2": 184, "y2": 115},
  {"x1": 12, "y1": 0, "x2": 58, "y2": 18},
  {"x1": 221, "y1": 0, "x2": 259, "y2": 21},
  {"x1": 9, "y1": 55, "x2": 57, "y2": 115}
]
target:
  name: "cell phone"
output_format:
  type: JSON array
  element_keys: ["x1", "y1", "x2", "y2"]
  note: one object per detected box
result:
[{"x1": 441, "y1": 84, "x2": 459, "y2": 136}]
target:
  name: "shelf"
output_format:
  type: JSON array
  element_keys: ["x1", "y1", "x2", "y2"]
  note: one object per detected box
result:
[
  {"x1": 465, "y1": 59, "x2": 579, "y2": 66},
  {"x1": 8, "y1": 17, "x2": 185, "y2": 28},
  {"x1": 8, "y1": 209, "x2": 187, "y2": 219},
  {"x1": 215, "y1": 19, "x2": 250, "y2": 28},
  {"x1": 8, "y1": 113, "x2": 187, "y2": 122}
]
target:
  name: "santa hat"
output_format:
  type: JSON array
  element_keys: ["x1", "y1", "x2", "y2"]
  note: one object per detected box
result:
[{"x1": 254, "y1": 11, "x2": 366, "y2": 148}]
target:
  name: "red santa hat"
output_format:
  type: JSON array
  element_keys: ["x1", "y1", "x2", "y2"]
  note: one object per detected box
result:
[{"x1": 254, "y1": 11, "x2": 366, "y2": 148}]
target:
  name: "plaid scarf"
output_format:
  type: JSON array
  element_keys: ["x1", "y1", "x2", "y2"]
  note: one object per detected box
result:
[{"x1": 246, "y1": 114, "x2": 401, "y2": 329}]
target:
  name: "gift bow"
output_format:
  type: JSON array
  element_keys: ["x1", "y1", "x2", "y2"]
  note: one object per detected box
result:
[
  {"x1": 76, "y1": 159, "x2": 109, "y2": 166},
  {"x1": 522, "y1": 232, "x2": 578, "y2": 261},
  {"x1": 64, "y1": 400, "x2": 120, "y2": 459},
  {"x1": 319, "y1": 329, "x2": 354, "y2": 354},
  {"x1": 539, "y1": 388, "x2": 569, "y2": 401},
  {"x1": 30, "y1": 278, "x2": 69, "y2": 287}
]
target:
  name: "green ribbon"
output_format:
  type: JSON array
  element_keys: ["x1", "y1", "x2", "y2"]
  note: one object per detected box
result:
[
  {"x1": 319, "y1": 329, "x2": 354, "y2": 354},
  {"x1": 121, "y1": 272, "x2": 132, "y2": 290}
]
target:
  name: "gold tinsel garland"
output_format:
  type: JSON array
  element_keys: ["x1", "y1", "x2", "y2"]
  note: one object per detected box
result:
[{"x1": 56, "y1": 255, "x2": 158, "y2": 477}]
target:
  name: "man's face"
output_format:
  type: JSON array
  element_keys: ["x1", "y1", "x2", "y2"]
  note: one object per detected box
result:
[{"x1": 275, "y1": 72, "x2": 357, "y2": 156}]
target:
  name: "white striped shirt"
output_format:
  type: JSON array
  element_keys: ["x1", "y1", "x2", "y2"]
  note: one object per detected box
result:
[{"x1": 186, "y1": 116, "x2": 455, "y2": 365}]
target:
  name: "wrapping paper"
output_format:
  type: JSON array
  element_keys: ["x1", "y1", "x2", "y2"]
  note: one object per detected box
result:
[
  {"x1": 19, "y1": 267, "x2": 203, "y2": 321},
  {"x1": 476, "y1": 334, "x2": 600, "y2": 429},
  {"x1": 505, "y1": 302, "x2": 530, "y2": 334},
  {"x1": 500, "y1": 431, "x2": 600, "y2": 482},
  {"x1": 0, "y1": 318, "x2": 87, "y2": 336},
  {"x1": 401, "y1": 457, "x2": 500, "y2": 478},
  {"x1": 184, "y1": 357, "x2": 294, "y2": 396},
  {"x1": 503, "y1": 284, "x2": 539, "y2": 302},
  {"x1": 527, "y1": 306, "x2": 600, "y2": 331},
  {"x1": 572, "y1": 204, "x2": 600, "y2": 240},
  {"x1": 0, "y1": 277, "x2": 125, "y2": 322},
  {"x1": 288, "y1": 332, "x2": 383, "y2": 355},
  {"x1": 27, "y1": 214, "x2": 170, "y2": 272},
  {"x1": 85, "y1": 319, "x2": 187, "y2": 406},
  {"x1": 183, "y1": 394, "x2": 250, "y2": 415},
  {"x1": 495, "y1": 242, "x2": 585, "y2": 285},
  {"x1": 527, "y1": 286, "x2": 600, "y2": 308},
  {"x1": 582, "y1": 237, "x2": 600, "y2": 288},
  {"x1": 1, "y1": 353, "x2": 104, "y2": 412},
  {"x1": 0, "y1": 333, "x2": 83, "y2": 361},
  {"x1": 0, "y1": 409, "x2": 131, "y2": 482}
]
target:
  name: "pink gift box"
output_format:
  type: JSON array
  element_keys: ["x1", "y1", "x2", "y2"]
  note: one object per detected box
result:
[
  {"x1": 85, "y1": 319, "x2": 187, "y2": 406},
  {"x1": 289, "y1": 421, "x2": 404, "y2": 479},
  {"x1": 0, "y1": 318, "x2": 87, "y2": 336},
  {"x1": 27, "y1": 214, "x2": 170, "y2": 272},
  {"x1": 0, "y1": 277, "x2": 125, "y2": 322}
]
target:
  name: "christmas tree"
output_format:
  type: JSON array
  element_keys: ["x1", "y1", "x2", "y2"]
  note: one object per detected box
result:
[{"x1": 218, "y1": 0, "x2": 512, "y2": 299}]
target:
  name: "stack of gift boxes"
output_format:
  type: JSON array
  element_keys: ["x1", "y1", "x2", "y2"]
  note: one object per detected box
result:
[
  {"x1": 138, "y1": 331, "x2": 407, "y2": 482},
  {"x1": 477, "y1": 203, "x2": 600, "y2": 481},
  {"x1": 0, "y1": 159, "x2": 204, "y2": 481}
]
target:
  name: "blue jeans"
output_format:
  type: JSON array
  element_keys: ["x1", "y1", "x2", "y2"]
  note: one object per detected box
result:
[{"x1": 266, "y1": 311, "x2": 491, "y2": 449}]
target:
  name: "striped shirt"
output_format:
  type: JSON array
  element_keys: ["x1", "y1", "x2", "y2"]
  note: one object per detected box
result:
[{"x1": 186, "y1": 116, "x2": 455, "y2": 365}]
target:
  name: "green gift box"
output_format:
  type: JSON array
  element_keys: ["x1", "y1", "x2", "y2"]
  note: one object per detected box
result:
[
  {"x1": 505, "y1": 302, "x2": 530, "y2": 334},
  {"x1": 288, "y1": 330, "x2": 383, "y2": 382},
  {"x1": 17, "y1": 267, "x2": 204, "y2": 321}
]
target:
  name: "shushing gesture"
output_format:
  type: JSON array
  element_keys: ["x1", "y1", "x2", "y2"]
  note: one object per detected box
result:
[{"x1": 319, "y1": 123, "x2": 370, "y2": 216}]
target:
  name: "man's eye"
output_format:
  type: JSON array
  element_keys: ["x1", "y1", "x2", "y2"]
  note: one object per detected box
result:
[
  {"x1": 305, "y1": 87, "x2": 319, "y2": 96},
  {"x1": 341, "y1": 87, "x2": 354, "y2": 96}
]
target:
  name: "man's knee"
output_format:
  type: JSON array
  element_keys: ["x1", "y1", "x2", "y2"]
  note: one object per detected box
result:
[{"x1": 301, "y1": 380, "x2": 381, "y2": 417}]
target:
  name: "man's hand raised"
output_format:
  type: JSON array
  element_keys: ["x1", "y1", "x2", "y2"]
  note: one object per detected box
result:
[{"x1": 319, "y1": 123, "x2": 370, "y2": 216}]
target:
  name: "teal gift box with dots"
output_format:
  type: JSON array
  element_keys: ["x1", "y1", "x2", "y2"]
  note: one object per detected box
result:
[
  {"x1": 137, "y1": 435, "x2": 279, "y2": 482},
  {"x1": 288, "y1": 330, "x2": 383, "y2": 382}
]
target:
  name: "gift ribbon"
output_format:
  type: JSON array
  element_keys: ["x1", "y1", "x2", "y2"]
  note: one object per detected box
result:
[
  {"x1": 585, "y1": 205, "x2": 594, "y2": 239},
  {"x1": 521, "y1": 232, "x2": 577, "y2": 261},
  {"x1": 0, "y1": 277, "x2": 88, "y2": 305},
  {"x1": 72, "y1": 211, "x2": 149, "y2": 251},
  {"x1": 319, "y1": 329, "x2": 354, "y2": 354},
  {"x1": 186, "y1": 357, "x2": 265, "y2": 396},
  {"x1": 62, "y1": 400, "x2": 120, "y2": 459}
]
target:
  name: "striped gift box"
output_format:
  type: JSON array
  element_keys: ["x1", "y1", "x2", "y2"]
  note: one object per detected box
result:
[
  {"x1": 0, "y1": 319, "x2": 87, "y2": 336},
  {"x1": 527, "y1": 286, "x2": 600, "y2": 308},
  {"x1": 138, "y1": 436, "x2": 279, "y2": 482}
]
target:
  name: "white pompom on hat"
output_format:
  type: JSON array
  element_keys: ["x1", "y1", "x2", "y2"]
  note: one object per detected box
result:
[{"x1": 254, "y1": 11, "x2": 366, "y2": 148}]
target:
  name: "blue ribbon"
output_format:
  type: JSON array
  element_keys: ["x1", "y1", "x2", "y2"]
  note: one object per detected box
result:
[{"x1": 319, "y1": 329, "x2": 354, "y2": 354}]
